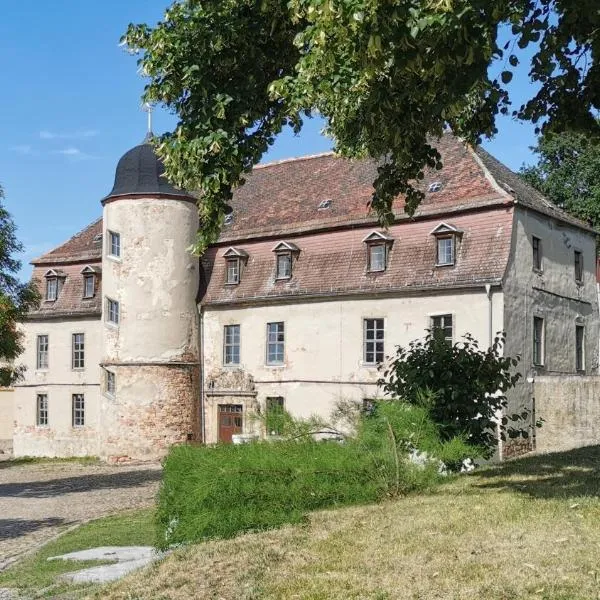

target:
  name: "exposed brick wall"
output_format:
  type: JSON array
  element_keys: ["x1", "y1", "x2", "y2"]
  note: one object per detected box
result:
[
  {"x1": 100, "y1": 364, "x2": 200, "y2": 462},
  {"x1": 533, "y1": 375, "x2": 600, "y2": 453}
]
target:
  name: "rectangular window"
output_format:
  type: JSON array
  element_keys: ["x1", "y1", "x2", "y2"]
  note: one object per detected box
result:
[
  {"x1": 226, "y1": 258, "x2": 240, "y2": 284},
  {"x1": 223, "y1": 324, "x2": 241, "y2": 365},
  {"x1": 368, "y1": 244, "x2": 386, "y2": 272},
  {"x1": 83, "y1": 274, "x2": 95, "y2": 298},
  {"x1": 576, "y1": 325, "x2": 585, "y2": 371},
  {"x1": 532, "y1": 236, "x2": 542, "y2": 271},
  {"x1": 72, "y1": 333, "x2": 85, "y2": 369},
  {"x1": 46, "y1": 278, "x2": 58, "y2": 301},
  {"x1": 276, "y1": 253, "x2": 292, "y2": 279},
  {"x1": 533, "y1": 316, "x2": 544, "y2": 366},
  {"x1": 107, "y1": 298, "x2": 120, "y2": 325},
  {"x1": 108, "y1": 231, "x2": 121, "y2": 258},
  {"x1": 363, "y1": 318, "x2": 384, "y2": 364},
  {"x1": 437, "y1": 236, "x2": 454, "y2": 266},
  {"x1": 36, "y1": 394, "x2": 48, "y2": 426},
  {"x1": 574, "y1": 250, "x2": 583, "y2": 283},
  {"x1": 431, "y1": 314, "x2": 453, "y2": 344},
  {"x1": 72, "y1": 394, "x2": 85, "y2": 427},
  {"x1": 36, "y1": 335, "x2": 49, "y2": 370},
  {"x1": 266, "y1": 396, "x2": 285, "y2": 435},
  {"x1": 266, "y1": 322, "x2": 285, "y2": 365},
  {"x1": 106, "y1": 370, "x2": 116, "y2": 396}
]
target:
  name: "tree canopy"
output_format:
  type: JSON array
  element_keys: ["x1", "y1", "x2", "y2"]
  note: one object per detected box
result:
[
  {"x1": 521, "y1": 130, "x2": 600, "y2": 230},
  {"x1": 0, "y1": 186, "x2": 39, "y2": 387},
  {"x1": 124, "y1": 0, "x2": 600, "y2": 252}
]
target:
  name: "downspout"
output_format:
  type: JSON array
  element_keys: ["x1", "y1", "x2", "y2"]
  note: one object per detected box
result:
[
  {"x1": 199, "y1": 306, "x2": 206, "y2": 444},
  {"x1": 485, "y1": 283, "x2": 493, "y2": 347}
]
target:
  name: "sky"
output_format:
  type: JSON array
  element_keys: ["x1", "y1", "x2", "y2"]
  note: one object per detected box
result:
[{"x1": 0, "y1": 2, "x2": 540, "y2": 280}]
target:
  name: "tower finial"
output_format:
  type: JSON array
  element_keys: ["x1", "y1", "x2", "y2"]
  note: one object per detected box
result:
[{"x1": 142, "y1": 102, "x2": 154, "y2": 140}]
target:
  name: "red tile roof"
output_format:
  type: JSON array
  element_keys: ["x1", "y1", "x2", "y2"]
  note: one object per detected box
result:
[
  {"x1": 200, "y1": 205, "x2": 514, "y2": 306},
  {"x1": 29, "y1": 261, "x2": 102, "y2": 319},
  {"x1": 32, "y1": 219, "x2": 102, "y2": 266}
]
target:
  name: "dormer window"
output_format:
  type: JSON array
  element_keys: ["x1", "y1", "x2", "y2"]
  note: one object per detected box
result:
[
  {"x1": 223, "y1": 248, "x2": 248, "y2": 285},
  {"x1": 430, "y1": 223, "x2": 462, "y2": 267},
  {"x1": 363, "y1": 231, "x2": 394, "y2": 273},
  {"x1": 272, "y1": 242, "x2": 300, "y2": 280},
  {"x1": 44, "y1": 269, "x2": 66, "y2": 302},
  {"x1": 80, "y1": 265, "x2": 101, "y2": 299}
]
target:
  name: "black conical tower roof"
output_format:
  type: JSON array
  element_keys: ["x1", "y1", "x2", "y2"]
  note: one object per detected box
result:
[{"x1": 103, "y1": 138, "x2": 193, "y2": 201}]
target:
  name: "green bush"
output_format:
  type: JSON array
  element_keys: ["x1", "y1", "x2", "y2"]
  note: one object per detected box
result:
[{"x1": 379, "y1": 331, "x2": 525, "y2": 455}]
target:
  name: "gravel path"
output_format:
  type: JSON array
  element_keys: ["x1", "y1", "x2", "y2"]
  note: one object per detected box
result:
[{"x1": 0, "y1": 461, "x2": 161, "y2": 571}]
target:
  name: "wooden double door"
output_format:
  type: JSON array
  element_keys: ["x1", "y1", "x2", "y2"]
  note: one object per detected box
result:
[{"x1": 218, "y1": 404, "x2": 243, "y2": 443}]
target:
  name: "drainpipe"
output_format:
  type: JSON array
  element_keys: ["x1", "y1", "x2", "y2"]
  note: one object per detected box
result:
[
  {"x1": 485, "y1": 284, "x2": 493, "y2": 348},
  {"x1": 199, "y1": 306, "x2": 206, "y2": 444}
]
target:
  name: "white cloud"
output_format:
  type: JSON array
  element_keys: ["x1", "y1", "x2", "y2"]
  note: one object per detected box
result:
[
  {"x1": 53, "y1": 147, "x2": 96, "y2": 160},
  {"x1": 39, "y1": 129, "x2": 98, "y2": 140}
]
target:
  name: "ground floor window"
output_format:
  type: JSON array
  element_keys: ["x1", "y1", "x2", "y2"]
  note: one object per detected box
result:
[
  {"x1": 36, "y1": 394, "x2": 48, "y2": 426},
  {"x1": 533, "y1": 317, "x2": 544, "y2": 366},
  {"x1": 431, "y1": 314, "x2": 453, "y2": 344},
  {"x1": 363, "y1": 318, "x2": 384, "y2": 364},
  {"x1": 265, "y1": 396, "x2": 285, "y2": 435},
  {"x1": 72, "y1": 394, "x2": 85, "y2": 427}
]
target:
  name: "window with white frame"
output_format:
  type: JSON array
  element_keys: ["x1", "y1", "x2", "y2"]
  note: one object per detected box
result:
[
  {"x1": 83, "y1": 274, "x2": 95, "y2": 298},
  {"x1": 363, "y1": 231, "x2": 393, "y2": 273},
  {"x1": 106, "y1": 370, "x2": 116, "y2": 396},
  {"x1": 431, "y1": 314, "x2": 453, "y2": 344},
  {"x1": 533, "y1": 316, "x2": 544, "y2": 366},
  {"x1": 363, "y1": 318, "x2": 384, "y2": 364},
  {"x1": 226, "y1": 258, "x2": 240, "y2": 284},
  {"x1": 272, "y1": 242, "x2": 299, "y2": 280},
  {"x1": 108, "y1": 231, "x2": 121, "y2": 258},
  {"x1": 36, "y1": 335, "x2": 49, "y2": 369},
  {"x1": 46, "y1": 277, "x2": 58, "y2": 301},
  {"x1": 72, "y1": 333, "x2": 85, "y2": 369},
  {"x1": 437, "y1": 236, "x2": 454, "y2": 266},
  {"x1": 276, "y1": 252, "x2": 292, "y2": 279},
  {"x1": 266, "y1": 322, "x2": 285, "y2": 365},
  {"x1": 72, "y1": 394, "x2": 85, "y2": 427},
  {"x1": 576, "y1": 325, "x2": 585, "y2": 371},
  {"x1": 36, "y1": 393, "x2": 48, "y2": 426},
  {"x1": 106, "y1": 298, "x2": 120, "y2": 325},
  {"x1": 574, "y1": 250, "x2": 583, "y2": 283},
  {"x1": 224, "y1": 324, "x2": 241, "y2": 365}
]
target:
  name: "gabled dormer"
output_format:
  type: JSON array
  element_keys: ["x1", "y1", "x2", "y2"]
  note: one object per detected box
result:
[
  {"x1": 430, "y1": 223, "x2": 463, "y2": 267},
  {"x1": 272, "y1": 242, "x2": 300, "y2": 280},
  {"x1": 80, "y1": 265, "x2": 101, "y2": 299},
  {"x1": 223, "y1": 247, "x2": 249, "y2": 285},
  {"x1": 44, "y1": 269, "x2": 67, "y2": 302},
  {"x1": 362, "y1": 231, "x2": 394, "y2": 273}
]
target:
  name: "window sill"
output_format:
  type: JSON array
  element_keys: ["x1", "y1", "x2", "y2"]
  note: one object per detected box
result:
[
  {"x1": 224, "y1": 282, "x2": 240, "y2": 286},
  {"x1": 532, "y1": 268, "x2": 543, "y2": 275},
  {"x1": 222, "y1": 363, "x2": 242, "y2": 369},
  {"x1": 106, "y1": 255, "x2": 122, "y2": 263},
  {"x1": 367, "y1": 268, "x2": 386, "y2": 274},
  {"x1": 360, "y1": 362, "x2": 381, "y2": 369},
  {"x1": 105, "y1": 321, "x2": 120, "y2": 330},
  {"x1": 72, "y1": 368, "x2": 86, "y2": 372},
  {"x1": 275, "y1": 277, "x2": 292, "y2": 282},
  {"x1": 103, "y1": 391, "x2": 115, "y2": 399},
  {"x1": 435, "y1": 262, "x2": 455, "y2": 268},
  {"x1": 265, "y1": 363, "x2": 286, "y2": 368},
  {"x1": 83, "y1": 295, "x2": 95, "y2": 300}
]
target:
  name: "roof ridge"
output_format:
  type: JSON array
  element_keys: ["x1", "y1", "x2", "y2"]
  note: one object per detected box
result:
[{"x1": 255, "y1": 151, "x2": 335, "y2": 170}]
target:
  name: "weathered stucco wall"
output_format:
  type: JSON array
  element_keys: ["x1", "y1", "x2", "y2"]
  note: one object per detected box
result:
[
  {"x1": 13, "y1": 318, "x2": 102, "y2": 457},
  {"x1": 534, "y1": 375, "x2": 600, "y2": 453},
  {"x1": 201, "y1": 288, "x2": 504, "y2": 443},
  {"x1": 0, "y1": 388, "x2": 13, "y2": 453},
  {"x1": 100, "y1": 197, "x2": 201, "y2": 461},
  {"x1": 503, "y1": 208, "x2": 599, "y2": 457}
]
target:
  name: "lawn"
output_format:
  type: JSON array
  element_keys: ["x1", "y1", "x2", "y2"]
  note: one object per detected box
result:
[
  {"x1": 0, "y1": 508, "x2": 155, "y2": 597},
  {"x1": 90, "y1": 446, "x2": 600, "y2": 600}
]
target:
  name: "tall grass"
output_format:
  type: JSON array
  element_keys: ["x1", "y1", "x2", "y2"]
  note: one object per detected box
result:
[{"x1": 157, "y1": 401, "x2": 479, "y2": 548}]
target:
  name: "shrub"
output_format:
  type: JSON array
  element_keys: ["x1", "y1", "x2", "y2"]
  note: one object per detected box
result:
[{"x1": 379, "y1": 331, "x2": 525, "y2": 456}]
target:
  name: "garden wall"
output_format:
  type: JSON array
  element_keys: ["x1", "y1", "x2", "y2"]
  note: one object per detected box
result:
[{"x1": 534, "y1": 375, "x2": 600, "y2": 453}]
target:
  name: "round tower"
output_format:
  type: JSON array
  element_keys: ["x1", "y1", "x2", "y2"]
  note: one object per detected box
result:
[{"x1": 99, "y1": 137, "x2": 200, "y2": 462}]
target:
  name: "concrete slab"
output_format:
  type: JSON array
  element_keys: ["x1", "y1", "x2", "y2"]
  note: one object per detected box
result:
[{"x1": 47, "y1": 545, "x2": 167, "y2": 584}]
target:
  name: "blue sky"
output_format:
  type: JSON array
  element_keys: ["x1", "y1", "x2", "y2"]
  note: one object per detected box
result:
[{"x1": 1, "y1": 2, "x2": 539, "y2": 279}]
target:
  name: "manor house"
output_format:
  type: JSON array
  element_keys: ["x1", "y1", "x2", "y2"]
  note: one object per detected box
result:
[{"x1": 11, "y1": 133, "x2": 599, "y2": 460}]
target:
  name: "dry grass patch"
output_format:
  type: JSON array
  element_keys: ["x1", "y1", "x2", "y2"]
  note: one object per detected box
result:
[{"x1": 91, "y1": 446, "x2": 600, "y2": 600}]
